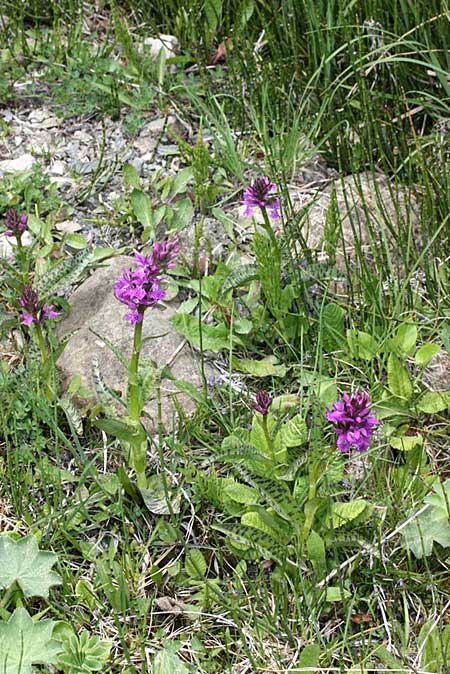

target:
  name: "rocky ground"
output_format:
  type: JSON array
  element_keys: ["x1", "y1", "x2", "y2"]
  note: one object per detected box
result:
[{"x1": 2, "y1": 95, "x2": 446, "y2": 426}]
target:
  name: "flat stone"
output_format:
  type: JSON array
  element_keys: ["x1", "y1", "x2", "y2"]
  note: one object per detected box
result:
[
  {"x1": 56, "y1": 256, "x2": 208, "y2": 432},
  {"x1": 0, "y1": 232, "x2": 33, "y2": 259},
  {"x1": 290, "y1": 172, "x2": 420, "y2": 267},
  {"x1": 238, "y1": 172, "x2": 420, "y2": 269},
  {"x1": 422, "y1": 351, "x2": 450, "y2": 392},
  {"x1": 50, "y1": 160, "x2": 67, "y2": 176},
  {"x1": 0, "y1": 153, "x2": 35, "y2": 173},
  {"x1": 142, "y1": 35, "x2": 179, "y2": 61}
]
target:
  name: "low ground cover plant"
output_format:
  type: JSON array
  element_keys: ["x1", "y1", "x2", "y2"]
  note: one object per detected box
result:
[{"x1": 0, "y1": 2, "x2": 449, "y2": 673}]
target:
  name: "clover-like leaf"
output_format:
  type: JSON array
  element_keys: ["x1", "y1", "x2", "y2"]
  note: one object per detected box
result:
[
  {"x1": 0, "y1": 535, "x2": 61, "y2": 598},
  {"x1": 401, "y1": 479, "x2": 450, "y2": 558},
  {"x1": 0, "y1": 608, "x2": 62, "y2": 674}
]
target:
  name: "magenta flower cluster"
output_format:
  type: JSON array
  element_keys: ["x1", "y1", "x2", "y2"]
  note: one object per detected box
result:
[
  {"x1": 254, "y1": 390, "x2": 273, "y2": 416},
  {"x1": 3, "y1": 209, "x2": 27, "y2": 238},
  {"x1": 114, "y1": 239, "x2": 179, "y2": 323},
  {"x1": 242, "y1": 178, "x2": 280, "y2": 219},
  {"x1": 19, "y1": 285, "x2": 61, "y2": 327},
  {"x1": 326, "y1": 391, "x2": 379, "y2": 453}
]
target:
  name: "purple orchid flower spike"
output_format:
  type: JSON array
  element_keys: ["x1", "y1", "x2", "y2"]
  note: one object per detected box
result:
[
  {"x1": 3, "y1": 209, "x2": 28, "y2": 238},
  {"x1": 254, "y1": 390, "x2": 273, "y2": 416},
  {"x1": 242, "y1": 178, "x2": 280, "y2": 219},
  {"x1": 326, "y1": 390, "x2": 380, "y2": 452},
  {"x1": 19, "y1": 284, "x2": 61, "y2": 327},
  {"x1": 114, "y1": 239, "x2": 180, "y2": 323}
]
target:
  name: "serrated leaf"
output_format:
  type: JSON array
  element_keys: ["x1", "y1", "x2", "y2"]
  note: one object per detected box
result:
[
  {"x1": 151, "y1": 649, "x2": 189, "y2": 674},
  {"x1": 387, "y1": 353, "x2": 413, "y2": 400},
  {"x1": 0, "y1": 535, "x2": 61, "y2": 598},
  {"x1": 415, "y1": 343, "x2": 441, "y2": 367},
  {"x1": 417, "y1": 391, "x2": 450, "y2": 414},
  {"x1": 401, "y1": 479, "x2": 450, "y2": 558},
  {"x1": 331, "y1": 500, "x2": 368, "y2": 528},
  {"x1": 140, "y1": 475, "x2": 181, "y2": 515},
  {"x1": 185, "y1": 549, "x2": 207, "y2": 579},
  {"x1": 0, "y1": 608, "x2": 62, "y2": 674},
  {"x1": 57, "y1": 631, "x2": 111, "y2": 674}
]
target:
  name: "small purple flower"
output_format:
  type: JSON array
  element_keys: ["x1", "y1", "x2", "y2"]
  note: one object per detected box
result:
[
  {"x1": 114, "y1": 239, "x2": 179, "y2": 323},
  {"x1": 326, "y1": 391, "x2": 380, "y2": 453},
  {"x1": 242, "y1": 178, "x2": 280, "y2": 219},
  {"x1": 254, "y1": 390, "x2": 273, "y2": 416},
  {"x1": 18, "y1": 285, "x2": 61, "y2": 327},
  {"x1": 3, "y1": 209, "x2": 28, "y2": 238}
]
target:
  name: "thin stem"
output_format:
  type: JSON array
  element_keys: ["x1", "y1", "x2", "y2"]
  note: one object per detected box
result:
[
  {"x1": 128, "y1": 315, "x2": 143, "y2": 421},
  {"x1": 155, "y1": 381, "x2": 174, "y2": 517}
]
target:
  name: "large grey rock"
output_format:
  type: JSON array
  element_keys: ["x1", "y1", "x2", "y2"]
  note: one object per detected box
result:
[
  {"x1": 0, "y1": 153, "x2": 35, "y2": 174},
  {"x1": 238, "y1": 171, "x2": 420, "y2": 269},
  {"x1": 290, "y1": 172, "x2": 420, "y2": 267},
  {"x1": 57, "y1": 256, "x2": 207, "y2": 431}
]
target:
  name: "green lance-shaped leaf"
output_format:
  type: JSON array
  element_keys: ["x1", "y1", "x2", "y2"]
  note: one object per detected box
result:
[
  {"x1": 387, "y1": 353, "x2": 413, "y2": 400},
  {"x1": 0, "y1": 608, "x2": 62, "y2": 674},
  {"x1": 0, "y1": 535, "x2": 61, "y2": 598}
]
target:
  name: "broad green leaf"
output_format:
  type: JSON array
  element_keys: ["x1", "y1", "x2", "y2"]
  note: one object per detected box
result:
[
  {"x1": 298, "y1": 643, "x2": 322, "y2": 668},
  {"x1": 171, "y1": 197, "x2": 194, "y2": 230},
  {"x1": 0, "y1": 535, "x2": 61, "y2": 598},
  {"x1": 401, "y1": 479, "x2": 450, "y2": 558},
  {"x1": 172, "y1": 313, "x2": 243, "y2": 352},
  {"x1": 390, "y1": 435, "x2": 423, "y2": 451},
  {"x1": 123, "y1": 162, "x2": 141, "y2": 189},
  {"x1": 417, "y1": 391, "x2": 450, "y2": 414},
  {"x1": 321, "y1": 303, "x2": 345, "y2": 351},
  {"x1": 387, "y1": 353, "x2": 413, "y2": 400},
  {"x1": 224, "y1": 482, "x2": 259, "y2": 505},
  {"x1": 152, "y1": 649, "x2": 189, "y2": 674},
  {"x1": 415, "y1": 343, "x2": 441, "y2": 367},
  {"x1": 0, "y1": 608, "x2": 62, "y2": 674},
  {"x1": 325, "y1": 587, "x2": 351, "y2": 602},
  {"x1": 306, "y1": 531, "x2": 326, "y2": 575},
  {"x1": 346, "y1": 330, "x2": 378, "y2": 361},
  {"x1": 393, "y1": 323, "x2": 417, "y2": 356},
  {"x1": 65, "y1": 233, "x2": 88, "y2": 250},
  {"x1": 232, "y1": 355, "x2": 286, "y2": 377},
  {"x1": 170, "y1": 167, "x2": 193, "y2": 196},
  {"x1": 241, "y1": 510, "x2": 282, "y2": 539},
  {"x1": 250, "y1": 414, "x2": 286, "y2": 462},
  {"x1": 185, "y1": 549, "x2": 207, "y2": 579},
  {"x1": 131, "y1": 189, "x2": 154, "y2": 235},
  {"x1": 140, "y1": 475, "x2": 181, "y2": 515},
  {"x1": 279, "y1": 414, "x2": 307, "y2": 447},
  {"x1": 330, "y1": 500, "x2": 368, "y2": 528}
]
